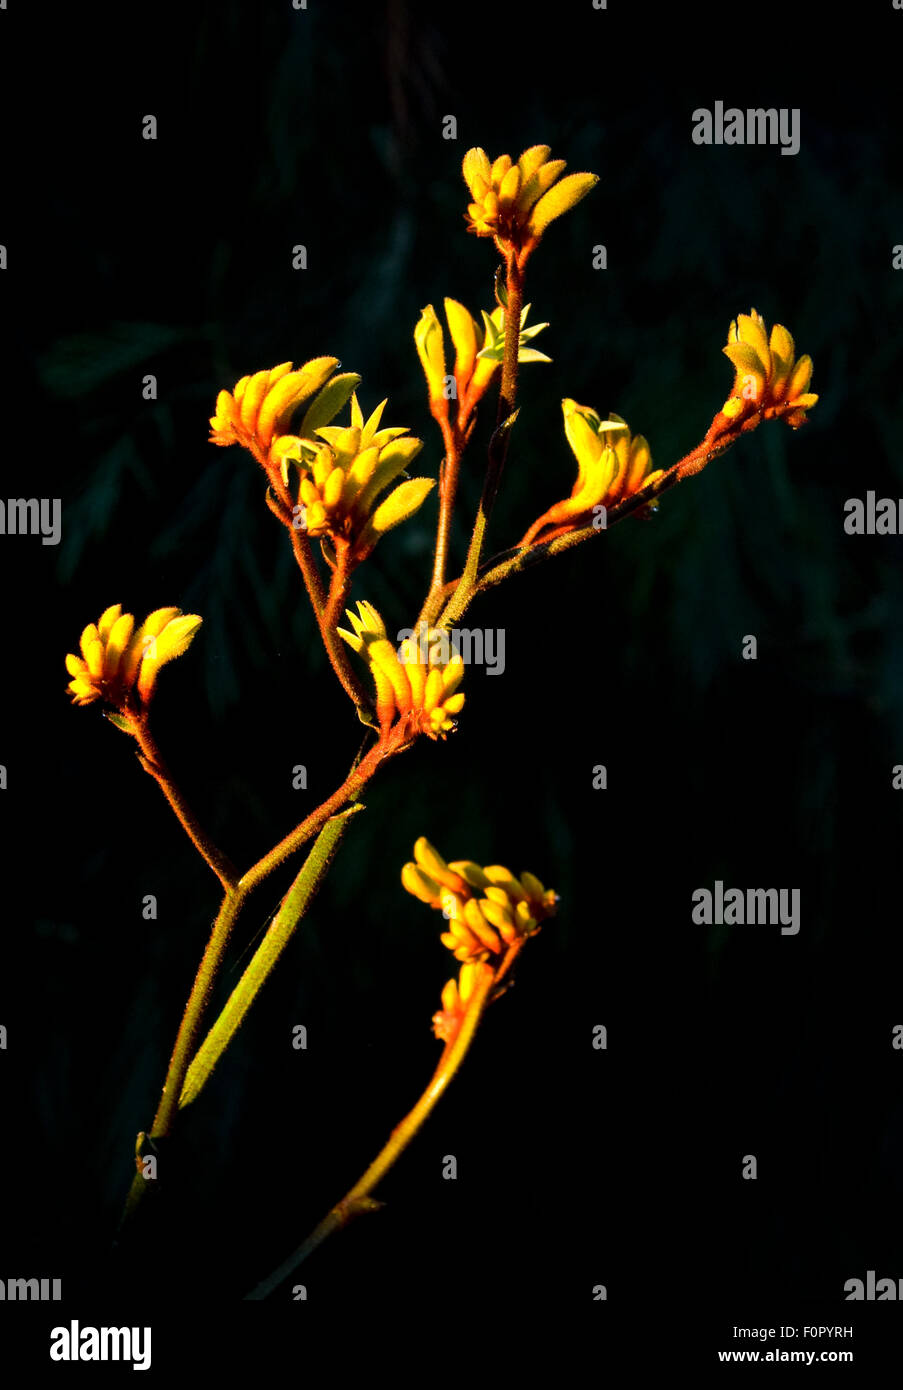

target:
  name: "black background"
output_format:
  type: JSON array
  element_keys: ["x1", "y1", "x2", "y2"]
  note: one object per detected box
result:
[{"x1": 2, "y1": 0, "x2": 903, "y2": 1371}]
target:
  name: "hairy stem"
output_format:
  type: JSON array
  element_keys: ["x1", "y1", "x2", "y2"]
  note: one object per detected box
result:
[
  {"x1": 434, "y1": 408, "x2": 765, "y2": 623},
  {"x1": 439, "y1": 251, "x2": 523, "y2": 629},
  {"x1": 132, "y1": 715, "x2": 237, "y2": 892},
  {"x1": 117, "y1": 730, "x2": 400, "y2": 1235},
  {"x1": 245, "y1": 943, "x2": 523, "y2": 1299},
  {"x1": 179, "y1": 804, "x2": 364, "y2": 1110}
]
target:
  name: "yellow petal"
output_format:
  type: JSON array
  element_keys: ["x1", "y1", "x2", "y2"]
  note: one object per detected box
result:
[
  {"x1": 366, "y1": 477, "x2": 435, "y2": 536},
  {"x1": 497, "y1": 163, "x2": 521, "y2": 211},
  {"x1": 562, "y1": 399, "x2": 603, "y2": 490},
  {"x1": 368, "y1": 638, "x2": 412, "y2": 714},
  {"x1": 68, "y1": 676, "x2": 98, "y2": 698},
  {"x1": 723, "y1": 342, "x2": 767, "y2": 395},
  {"x1": 448, "y1": 860, "x2": 489, "y2": 890},
  {"x1": 79, "y1": 623, "x2": 100, "y2": 661},
  {"x1": 624, "y1": 436, "x2": 652, "y2": 495},
  {"x1": 440, "y1": 978, "x2": 460, "y2": 1014},
  {"x1": 298, "y1": 372, "x2": 362, "y2": 437},
  {"x1": 401, "y1": 861, "x2": 442, "y2": 904},
  {"x1": 422, "y1": 667, "x2": 443, "y2": 713},
  {"x1": 323, "y1": 465, "x2": 346, "y2": 510},
  {"x1": 769, "y1": 322, "x2": 794, "y2": 364},
  {"x1": 444, "y1": 298, "x2": 480, "y2": 390},
  {"x1": 97, "y1": 603, "x2": 123, "y2": 641},
  {"x1": 462, "y1": 148, "x2": 492, "y2": 198},
  {"x1": 787, "y1": 354, "x2": 813, "y2": 398},
  {"x1": 266, "y1": 357, "x2": 340, "y2": 444},
  {"x1": 479, "y1": 897, "x2": 516, "y2": 934},
  {"x1": 526, "y1": 172, "x2": 597, "y2": 236},
  {"x1": 142, "y1": 607, "x2": 182, "y2": 639},
  {"x1": 239, "y1": 370, "x2": 271, "y2": 430},
  {"x1": 360, "y1": 399, "x2": 388, "y2": 448},
  {"x1": 85, "y1": 638, "x2": 105, "y2": 679},
  {"x1": 464, "y1": 899, "x2": 502, "y2": 953},
  {"x1": 151, "y1": 614, "x2": 203, "y2": 667},
  {"x1": 735, "y1": 314, "x2": 771, "y2": 377},
  {"x1": 103, "y1": 612, "x2": 136, "y2": 679},
  {"x1": 517, "y1": 145, "x2": 552, "y2": 180},
  {"x1": 414, "y1": 304, "x2": 447, "y2": 404},
  {"x1": 135, "y1": 616, "x2": 202, "y2": 703},
  {"x1": 520, "y1": 870, "x2": 546, "y2": 900},
  {"x1": 353, "y1": 437, "x2": 424, "y2": 519},
  {"x1": 490, "y1": 153, "x2": 512, "y2": 185}
]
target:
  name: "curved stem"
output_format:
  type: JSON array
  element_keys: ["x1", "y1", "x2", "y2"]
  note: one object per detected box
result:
[
  {"x1": 117, "y1": 730, "x2": 400, "y2": 1235},
  {"x1": 245, "y1": 943, "x2": 523, "y2": 1300},
  {"x1": 131, "y1": 714, "x2": 237, "y2": 892},
  {"x1": 434, "y1": 407, "x2": 764, "y2": 625}
]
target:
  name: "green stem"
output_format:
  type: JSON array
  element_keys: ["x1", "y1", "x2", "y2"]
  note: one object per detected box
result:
[
  {"x1": 179, "y1": 804, "x2": 364, "y2": 1110},
  {"x1": 117, "y1": 732, "x2": 398, "y2": 1235}
]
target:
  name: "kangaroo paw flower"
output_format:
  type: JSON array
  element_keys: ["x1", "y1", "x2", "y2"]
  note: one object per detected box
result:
[
  {"x1": 401, "y1": 837, "x2": 558, "y2": 1039},
  {"x1": 278, "y1": 393, "x2": 433, "y2": 566},
  {"x1": 721, "y1": 309, "x2": 818, "y2": 428},
  {"x1": 416, "y1": 300, "x2": 550, "y2": 429},
  {"x1": 521, "y1": 401, "x2": 661, "y2": 545},
  {"x1": 338, "y1": 605, "x2": 465, "y2": 741},
  {"x1": 65, "y1": 604, "x2": 202, "y2": 716},
  {"x1": 209, "y1": 357, "x2": 351, "y2": 481},
  {"x1": 463, "y1": 145, "x2": 598, "y2": 266}
]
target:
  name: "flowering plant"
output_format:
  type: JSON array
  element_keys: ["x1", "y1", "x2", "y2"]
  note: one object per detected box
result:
[{"x1": 66, "y1": 143, "x2": 816, "y2": 1295}]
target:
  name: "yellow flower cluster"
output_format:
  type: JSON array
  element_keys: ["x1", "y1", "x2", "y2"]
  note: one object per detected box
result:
[
  {"x1": 66, "y1": 604, "x2": 202, "y2": 712},
  {"x1": 401, "y1": 837, "x2": 558, "y2": 1041},
  {"x1": 208, "y1": 357, "x2": 344, "y2": 465},
  {"x1": 521, "y1": 401, "x2": 663, "y2": 545},
  {"x1": 337, "y1": 603, "x2": 465, "y2": 739},
  {"x1": 721, "y1": 309, "x2": 818, "y2": 428},
  {"x1": 274, "y1": 394, "x2": 433, "y2": 564},
  {"x1": 402, "y1": 837, "x2": 557, "y2": 962},
  {"x1": 211, "y1": 364, "x2": 434, "y2": 561},
  {"x1": 462, "y1": 145, "x2": 598, "y2": 261},
  {"x1": 415, "y1": 299, "x2": 549, "y2": 424}
]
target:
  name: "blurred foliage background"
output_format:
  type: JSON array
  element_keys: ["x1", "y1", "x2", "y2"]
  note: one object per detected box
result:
[{"x1": 2, "y1": 0, "x2": 903, "y2": 1322}]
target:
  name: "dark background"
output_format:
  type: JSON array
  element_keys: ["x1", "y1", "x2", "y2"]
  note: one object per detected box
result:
[{"x1": 2, "y1": 0, "x2": 903, "y2": 1367}]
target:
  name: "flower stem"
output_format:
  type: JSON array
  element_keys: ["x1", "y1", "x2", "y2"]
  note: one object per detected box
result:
[
  {"x1": 425, "y1": 417, "x2": 462, "y2": 606},
  {"x1": 439, "y1": 251, "x2": 523, "y2": 629},
  {"x1": 245, "y1": 944, "x2": 522, "y2": 1299},
  {"x1": 296, "y1": 528, "x2": 372, "y2": 718},
  {"x1": 131, "y1": 715, "x2": 237, "y2": 892},
  {"x1": 433, "y1": 408, "x2": 763, "y2": 621},
  {"x1": 179, "y1": 803, "x2": 364, "y2": 1110},
  {"x1": 117, "y1": 731, "x2": 400, "y2": 1236}
]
